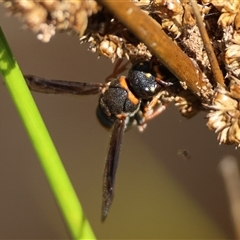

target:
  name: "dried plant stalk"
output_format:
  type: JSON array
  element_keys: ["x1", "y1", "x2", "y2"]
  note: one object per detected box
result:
[{"x1": 2, "y1": 0, "x2": 240, "y2": 147}]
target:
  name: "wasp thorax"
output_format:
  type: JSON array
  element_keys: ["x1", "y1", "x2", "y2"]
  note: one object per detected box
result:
[{"x1": 98, "y1": 78, "x2": 140, "y2": 123}]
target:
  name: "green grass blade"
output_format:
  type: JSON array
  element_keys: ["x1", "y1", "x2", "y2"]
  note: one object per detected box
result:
[{"x1": 0, "y1": 26, "x2": 96, "y2": 240}]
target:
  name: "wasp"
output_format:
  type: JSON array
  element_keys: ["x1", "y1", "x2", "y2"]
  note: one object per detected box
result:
[{"x1": 24, "y1": 58, "x2": 176, "y2": 221}]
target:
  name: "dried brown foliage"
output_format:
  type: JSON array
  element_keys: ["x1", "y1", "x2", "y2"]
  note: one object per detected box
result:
[{"x1": 2, "y1": 0, "x2": 240, "y2": 147}]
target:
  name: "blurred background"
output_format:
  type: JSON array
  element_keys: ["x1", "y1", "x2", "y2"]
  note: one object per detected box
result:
[{"x1": 0, "y1": 4, "x2": 239, "y2": 239}]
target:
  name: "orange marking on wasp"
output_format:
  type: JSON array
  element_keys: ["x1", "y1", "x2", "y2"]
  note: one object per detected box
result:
[{"x1": 119, "y1": 76, "x2": 139, "y2": 105}]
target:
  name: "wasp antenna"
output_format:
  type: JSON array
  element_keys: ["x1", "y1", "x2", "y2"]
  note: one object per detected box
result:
[
  {"x1": 105, "y1": 59, "x2": 130, "y2": 82},
  {"x1": 190, "y1": 0, "x2": 225, "y2": 87}
]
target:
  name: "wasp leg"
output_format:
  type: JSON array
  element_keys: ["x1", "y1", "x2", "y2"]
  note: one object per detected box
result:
[
  {"x1": 138, "y1": 92, "x2": 169, "y2": 132},
  {"x1": 137, "y1": 104, "x2": 168, "y2": 132},
  {"x1": 144, "y1": 103, "x2": 167, "y2": 122}
]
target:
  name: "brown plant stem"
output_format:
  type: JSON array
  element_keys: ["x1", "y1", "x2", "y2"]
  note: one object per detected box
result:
[
  {"x1": 98, "y1": 0, "x2": 213, "y2": 101},
  {"x1": 190, "y1": 0, "x2": 225, "y2": 87}
]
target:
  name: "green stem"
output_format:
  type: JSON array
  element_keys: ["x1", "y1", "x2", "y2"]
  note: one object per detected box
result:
[{"x1": 0, "y1": 27, "x2": 96, "y2": 240}]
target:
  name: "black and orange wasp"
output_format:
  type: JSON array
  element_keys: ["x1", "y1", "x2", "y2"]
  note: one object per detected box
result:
[{"x1": 24, "y1": 58, "x2": 176, "y2": 221}]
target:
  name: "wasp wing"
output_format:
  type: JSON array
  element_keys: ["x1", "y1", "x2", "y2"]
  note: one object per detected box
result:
[
  {"x1": 24, "y1": 75, "x2": 103, "y2": 95},
  {"x1": 102, "y1": 118, "x2": 126, "y2": 221}
]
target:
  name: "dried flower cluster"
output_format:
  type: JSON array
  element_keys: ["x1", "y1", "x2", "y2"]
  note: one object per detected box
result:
[
  {"x1": 2, "y1": 0, "x2": 100, "y2": 42},
  {"x1": 203, "y1": 0, "x2": 240, "y2": 147},
  {"x1": 207, "y1": 76, "x2": 240, "y2": 147},
  {"x1": 2, "y1": 0, "x2": 240, "y2": 147}
]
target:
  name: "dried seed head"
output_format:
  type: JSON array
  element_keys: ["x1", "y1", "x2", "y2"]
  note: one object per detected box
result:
[
  {"x1": 3, "y1": 0, "x2": 101, "y2": 42},
  {"x1": 223, "y1": 26, "x2": 240, "y2": 79},
  {"x1": 174, "y1": 90, "x2": 202, "y2": 118},
  {"x1": 0, "y1": 0, "x2": 225, "y2": 71},
  {"x1": 206, "y1": 77, "x2": 240, "y2": 147},
  {"x1": 98, "y1": 36, "x2": 121, "y2": 62},
  {"x1": 149, "y1": 0, "x2": 184, "y2": 37},
  {"x1": 208, "y1": 0, "x2": 240, "y2": 28}
]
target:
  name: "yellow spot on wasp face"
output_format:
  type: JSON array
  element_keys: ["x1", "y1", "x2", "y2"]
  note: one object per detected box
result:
[
  {"x1": 150, "y1": 86, "x2": 156, "y2": 92},
  {"x1": 145, "y1": 73, "x2": 151, "y2": 78}
]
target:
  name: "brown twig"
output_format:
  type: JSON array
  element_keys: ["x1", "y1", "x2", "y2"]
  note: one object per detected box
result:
[
  {"x1": 98, "y1": 0, "x2": 213, "y2": 101},
  {"x1": 190, "y1": 0, "x2": 225, "y2": 87}
]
